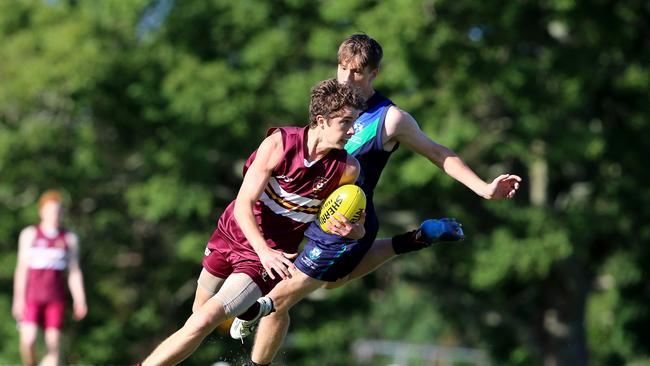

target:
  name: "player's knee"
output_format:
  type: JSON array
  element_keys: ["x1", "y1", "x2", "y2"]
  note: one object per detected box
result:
[
  {"x1": 44, "y1": 334, "x2": 61, "y2": 350},
  {"x1": 186, "y1": 308, "x2": 223, "y2": 335},
  {"x1": 267, "y1": 308, "x2": 290, "y2": 327},
  {"x1": 20, "y1": 336, "x2": 37, "y2": 348},
  {"x1": 20, "y1": 331, "x2": 38, "y2": 347},
  {"x1": 185, "y1": 313, "x2": 212, "y2": 335}
]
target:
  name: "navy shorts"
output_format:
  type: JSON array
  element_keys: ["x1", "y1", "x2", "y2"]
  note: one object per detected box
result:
[{"x1": 296, "y1": 203, "x2": 379, "y2": 282}]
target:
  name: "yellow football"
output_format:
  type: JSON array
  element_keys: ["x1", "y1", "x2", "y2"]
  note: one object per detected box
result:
[{"x1": 318, "y1": 184, "x2": 366, "y2": 233}]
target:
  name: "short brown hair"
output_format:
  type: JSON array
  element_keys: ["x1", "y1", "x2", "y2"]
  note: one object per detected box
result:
[
  {"x1": 308, "y1": 79, "x2": 366, "y2": 127},
  {"x1": 337, "y1": 34, "x2": 383, "y2": 70},
  {"x1": 38, "y1": 189, "x2": 62, "y2": 209}
]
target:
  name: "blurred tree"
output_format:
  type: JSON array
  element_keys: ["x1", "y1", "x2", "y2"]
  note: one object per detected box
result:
[{"x1": 279, "y1": 1, "x2": 650, "y2": 366}]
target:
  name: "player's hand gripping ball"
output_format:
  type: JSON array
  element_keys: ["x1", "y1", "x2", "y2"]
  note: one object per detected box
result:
[{"x1": 318, "y1": 184, "x2": 366, "y2": 233}]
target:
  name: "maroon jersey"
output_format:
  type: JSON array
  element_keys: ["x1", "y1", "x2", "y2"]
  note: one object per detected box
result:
[
  {"x1": 207, "y1": 126, "x2": 348, "y2": 261},
  {"x1": 25, "y1": 226, "x2": 69, "y2": 304}
]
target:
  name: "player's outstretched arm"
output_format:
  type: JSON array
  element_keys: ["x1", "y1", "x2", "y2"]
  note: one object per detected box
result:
[{"x1": 385, "y1": 107, "x2": 521, "y2": 199}]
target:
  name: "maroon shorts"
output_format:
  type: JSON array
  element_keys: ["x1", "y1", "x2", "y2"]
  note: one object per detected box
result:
[
  {"x1": 22, "y1": 301, "x2": 65, "y2": 329},
  {"x1": 202, "y1": 238, "x2": 282, "y2": 295}
]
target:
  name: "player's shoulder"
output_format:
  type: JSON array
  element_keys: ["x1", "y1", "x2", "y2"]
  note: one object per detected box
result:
[
  {"x1": 64, "y1": 231, "x2": 79, "y2": 246},
  {"x1": 265, "y1": 126, "x2": 284, "y2": 139},
  {"x1": 260, "y1": 128, "x2": 285, "y2": 149},
  {"x1": 266, "y1": 126, "x2": 304, "y2": 140},
  {"x1": 18, "y1": 226, "x2": 38, "y2": 249},
  {"x1": 19, "y1": 225, "x2": 37, "y2": 238},
  {"x1": 255, "y1": 127, "x2": 289, "y2": 170},
  {"x1": 384, "y1": 105, "x2": 418, "y2": 137},
  {"x1": 385, "y1": 104, "x2": 413, "y2": 123}
]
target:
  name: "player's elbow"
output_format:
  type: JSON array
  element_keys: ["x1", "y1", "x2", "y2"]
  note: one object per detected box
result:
[
  {"x1": 233, "y1": 199, "x2": 254, "y2": 222},
  {"x1": 68, "y1": 269, "x2": 84, "y2": 283}
]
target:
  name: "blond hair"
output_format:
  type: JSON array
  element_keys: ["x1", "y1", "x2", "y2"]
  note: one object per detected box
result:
[{"x1": 337, "y1": 34, "x2": 383, "y2": 70}]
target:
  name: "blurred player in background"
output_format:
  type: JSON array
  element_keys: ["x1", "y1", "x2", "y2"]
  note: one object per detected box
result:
[
  {"x1": 232, "y1": 34, "x2": 522, "y2": 366},
  {"x1": 12, "y1": 189, "x2": 87, "y2": 366},
  {"x1": 137, "y1": 79, "x2": 365, "y2": 366}
]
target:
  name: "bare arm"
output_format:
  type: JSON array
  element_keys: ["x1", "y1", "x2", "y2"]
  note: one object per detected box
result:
[
  {"x1": 12, "y1": 227, "x2": 35, "y2": 320},
  {"x1": 339, "y1": 154, "x2": 361, "y2": 185},
  {"x1": 233, "y1": 131, "x2": 296, "y2": 280},
  {"x1": 66, "y1": 233, "x2": 87, "y2": 320},
  {"x1": 385, "y1": 106, "x2": 521, "y2": 199}
]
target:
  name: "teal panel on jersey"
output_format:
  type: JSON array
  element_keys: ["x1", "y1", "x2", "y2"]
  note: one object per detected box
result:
[{"x1": 345, "y1": 118, "x2": 380, "y2": 154}]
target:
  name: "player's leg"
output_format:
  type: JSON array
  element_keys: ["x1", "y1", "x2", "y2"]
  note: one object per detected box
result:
[
  {"x1": 239, "y1": 234, "x2": 354, "y2": 364},
  {"x1": 232, "y1": 229, "x2": 374, "y2": 343},
  {"x1": 193, "y1": 246, "x2": 231, "y2": 313},
  {"x1": 142, "y1": 297, "x2": 228, "y2": 366},
  {"x1": 232, "y1": 231, "x2": 355, "y2": 342},
  {"x1": 327, "y1": 218, "x2": 465, "y2": 288},
  {"x1": 42, "y1": 328, "x2": 61, "y2": 366},
  {"x1": 193, "y1": 268, "x2": 226, "y2": 312},
  {"x1": 325, "y1": 237, "x2": 394, "y2": 289},
  {"x1": 18, "y1": 322, "x2": 38, "y2": 366},
  {"x1": 142, "y1": 272, "x2": 262, "y2": 366},
  {"x1": 41, "y1": 301, "x2": 65, "y2": 366},
  {"x1": 250, "y1": 268, "x2": 325, "y2": 365},
  {"x1": 19, "y1": 301, "x2": 41, "y2": 366},
  {"x1": 250, "y1": 311, "x2": 290, "y2": 365}
]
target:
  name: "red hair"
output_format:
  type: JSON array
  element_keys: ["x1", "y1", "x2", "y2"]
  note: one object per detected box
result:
[{"x1": 38, "y1": 190, "x2": 62, "y2": 209}]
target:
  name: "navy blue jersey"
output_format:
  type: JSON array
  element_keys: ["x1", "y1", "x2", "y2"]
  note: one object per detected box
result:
[
  {"x1": 344, "y1": 92, "x2": 396, "y2": 200},
  {"x1": 298, "y1": 92, "x2": 400, "y2": 280}
]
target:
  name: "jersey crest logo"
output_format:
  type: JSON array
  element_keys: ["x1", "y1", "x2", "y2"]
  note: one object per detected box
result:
[
  {"x1": 308, "y1": 247, "x2": 322, "y2": 261},
  {"x1": 312, "y1": 176, "x2": 329, "y2": 193}
]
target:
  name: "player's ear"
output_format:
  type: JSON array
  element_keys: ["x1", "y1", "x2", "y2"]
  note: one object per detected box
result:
[
  {"x1": 316, "y1": 115, "x2": 326, "y2": 129},
  {"x1": 369, "y1": 67, "x2": 379, "y2": 81}
]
